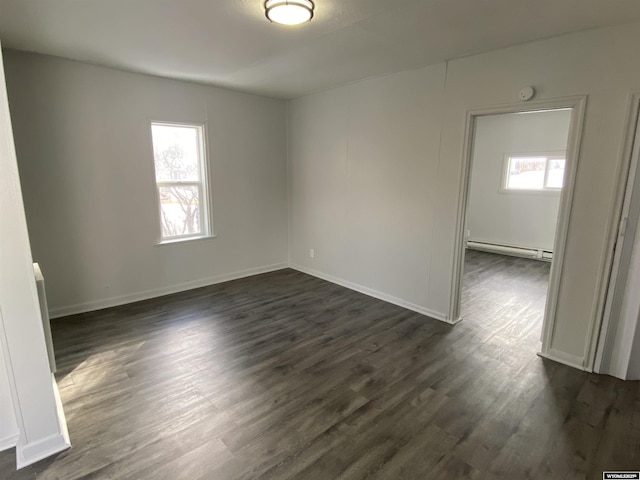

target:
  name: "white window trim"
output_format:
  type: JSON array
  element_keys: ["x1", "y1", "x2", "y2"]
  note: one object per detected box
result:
[
  {"x1": 499, "y1": 151, "x2": 566, "y2": 195},
  {"x1": 149, "y1": 121, "x2": 215, "y2": 245}
]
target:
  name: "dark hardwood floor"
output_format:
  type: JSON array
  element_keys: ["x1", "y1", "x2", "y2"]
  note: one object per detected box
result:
[
  {"x1": 1, "y1": 252, "x2": 639, "y2": 479},
  {"x1": 461, "y1": 249, "x2": 551, "y2": 350}
]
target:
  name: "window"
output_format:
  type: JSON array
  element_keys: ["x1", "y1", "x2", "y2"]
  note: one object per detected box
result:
[
  {"x1": 150, "y1": 122, "x2": 211, "y2": 242},
  {"x1": 503, "y1": 154, "x2": 566, "y2": 192}
]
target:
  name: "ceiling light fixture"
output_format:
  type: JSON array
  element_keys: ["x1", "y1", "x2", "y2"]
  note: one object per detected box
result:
[{"x1": 265, "y1": 0, "x2": 315, "y2": 26}]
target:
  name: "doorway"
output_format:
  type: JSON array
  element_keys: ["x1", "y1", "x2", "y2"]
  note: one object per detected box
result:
[{"x1": 449, "y1": 97, "x2": 586, "y2": 362}]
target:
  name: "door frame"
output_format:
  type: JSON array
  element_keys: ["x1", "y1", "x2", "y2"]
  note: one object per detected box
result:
[
  {"x1": 594, "y1": 92, "x2": 640, "y2": 376},
  {"x1": 449, "y1": 95, "x2": 587, "y2": 367}
]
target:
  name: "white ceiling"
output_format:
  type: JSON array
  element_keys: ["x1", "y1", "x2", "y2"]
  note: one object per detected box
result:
[{"x1": 1, "y1": 0, "x2": 640, "y2": 99}]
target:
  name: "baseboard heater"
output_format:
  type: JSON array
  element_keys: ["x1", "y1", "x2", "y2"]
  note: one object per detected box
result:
[{"x1": 466, "y1": 240, "x2": 552, "y2": 261}]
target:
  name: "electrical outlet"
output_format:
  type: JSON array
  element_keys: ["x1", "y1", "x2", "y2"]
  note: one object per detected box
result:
[{"x1": 309, "y1": 249, "x2": 315, "y2": 258}]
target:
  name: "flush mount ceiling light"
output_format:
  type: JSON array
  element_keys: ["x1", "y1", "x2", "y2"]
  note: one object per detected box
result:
[{"x1": 265, "y1": 0, "x2": 315, "y2": 26}]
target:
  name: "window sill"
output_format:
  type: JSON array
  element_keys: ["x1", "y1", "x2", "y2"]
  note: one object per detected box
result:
[{"x1": 155, "y1": 235, "x2": 217, "y2": 246}]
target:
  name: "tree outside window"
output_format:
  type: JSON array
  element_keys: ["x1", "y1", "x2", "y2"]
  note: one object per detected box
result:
[{"x1": 151, "y1": 123, "x2": 211, "y2": 241}]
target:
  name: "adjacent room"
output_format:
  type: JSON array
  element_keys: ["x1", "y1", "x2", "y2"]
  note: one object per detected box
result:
[
  {"x1": 0, "y1": 1, "x2": 639, "y2": 479},
  {"x1": 460, "y1": 109, "x2": 572, "y2": 346}
]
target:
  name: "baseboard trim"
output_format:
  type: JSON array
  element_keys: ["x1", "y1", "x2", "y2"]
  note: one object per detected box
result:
[
  {"x1": 291, "y1": 264, "x2": 450, "y2": 323},
  {"x1": 49, "y1": 263, "x2": 289, "y2": 319},
  {"x1": 16, "y1": 432, "x2": 70, "y2": 469},
  {"x1": 0, "y1": 433, "x2": 18, "y2": 453},
  {"x1": 15, "y1": 374, "x2": 71, "y2": 469},
  {"x1": 537, "y1": 349, "x2": 589, "y2": 372}
]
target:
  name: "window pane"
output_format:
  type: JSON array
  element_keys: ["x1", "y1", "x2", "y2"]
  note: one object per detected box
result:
[
  {"x1": 151, "y1": 124, "x2": 200, "y2": 182},
  {"x1": 158, "y1": 185, "x2": 201, "y2": 238},
  {"x1": 545, "y1": 158, "x2": 566, "y2": 189},
  {"x1": 507, "y1": 157, "x2": 546, "y2": 190}
]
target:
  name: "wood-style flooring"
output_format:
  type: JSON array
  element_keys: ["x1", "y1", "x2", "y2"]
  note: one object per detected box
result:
[{"x1": 1, "y1": 251, "x2": 639, "y2": 479}]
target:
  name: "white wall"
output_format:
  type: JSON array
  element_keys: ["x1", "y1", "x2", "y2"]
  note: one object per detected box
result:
[
  {"x1": 0, "y1": 43, "x2": 69, "y2": 466},
  {"x1": 288, "y1": 66, "x2": 447, "y2": 319},
  {"x1": 0, "y1": 316, "x2": 18, "y2": 451},
  {"x1": 466, "y1": 110, "x2": 571, "y2": 251},
  {"x1": 289, "y1": 21, "x2": 640, "y2": 370},
  {"x1": 3, "y1": 51, "x2": 289, "y2": 316}
]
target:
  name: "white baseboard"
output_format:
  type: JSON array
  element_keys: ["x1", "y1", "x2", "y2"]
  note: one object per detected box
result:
[
  {"x1": 537, "y1": 349, "x2": 589, "y2": 372},
  {"x1": 16, "y1": 374, "x2": 70, "y2": 469},
  {"x1": 290, "y1": 264, "x2": 450, "y2": 323},
  {"x1": 16, "y1": 432, "x2": 70, "y2": 469},
  {"x1": 0, "y1": 433, "x2": 18, "y2": 453},
  {"x1": 49, "y1": 263, "x2": 289, "y2": 319}
]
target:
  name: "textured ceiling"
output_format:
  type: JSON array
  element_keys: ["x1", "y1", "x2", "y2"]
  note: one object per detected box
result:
[{"x1": 2, "y1": 0, "x2": 640, "y2": 98}]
